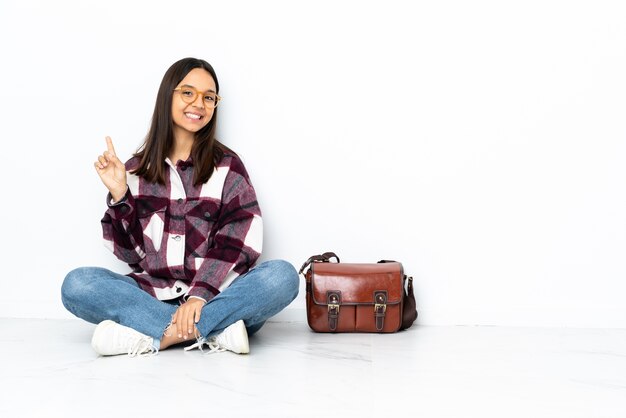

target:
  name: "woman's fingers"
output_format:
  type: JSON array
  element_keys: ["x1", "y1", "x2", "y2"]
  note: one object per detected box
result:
[
  {"x1": 95, "y1": 152, "x2": 117, "y2": 168},
  {"x1": 106, "y1": 136, "x2": 117, "y2": 156},
  {"x1": 104, "y1": 151, "x2": 122, "y2": 165},
  {"x1": 105, "y1": 151, "x2": 126, "y2": 172},
  {"x1": 95, "y1": 137, "x2": 124, "y2": 172},
  {"x1": 184, "y1": 305, "x2": 196, "y2": 339},
  {"x1": 193, "y1": 305, "x2": 202, "y2": 338},
  {"x1": 175, "y1": 301, "x2": 204, "y2": 340},
  {"x1": 98, "y1": 154, "x2": 108, "y2": 167},
  {"x1": 169, "y1": 301, "x2": 205, "y2": 342},
  {"x1": 175, "y1": 306, "x2": 190, "y2": 339},
  {"x1": 177, "y1": 307, "x2": 186, "y2": 339},
  {"x1": 186, "y1": 308, "x2": 195, "y2": 337},
  {"x1": 95, "y1": 136, "x2": 126, "y2": 180}
]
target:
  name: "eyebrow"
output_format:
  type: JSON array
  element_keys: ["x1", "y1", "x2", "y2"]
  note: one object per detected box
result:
[{"x1": 180, "y1": 84, "x2": 216, "y2": 94}]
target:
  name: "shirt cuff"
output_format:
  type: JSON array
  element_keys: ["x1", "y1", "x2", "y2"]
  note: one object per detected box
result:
[
  {"x1": 106, "y1": 187, "x2": 134, "y2": 220},
  {"x1": 187, "y1": 284, "x2": 219, "y2": 303},
  {"x1": 186, "y1": 295, "x2": 207, "y2": 304}
]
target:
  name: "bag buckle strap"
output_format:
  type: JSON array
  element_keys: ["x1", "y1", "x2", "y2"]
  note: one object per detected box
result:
[
  {"x1": 327, "y1": 291, "x2": 341, "y2": 332},
  {"x1": 374, "y1": 291, "x2": 387, "y2": 332}
]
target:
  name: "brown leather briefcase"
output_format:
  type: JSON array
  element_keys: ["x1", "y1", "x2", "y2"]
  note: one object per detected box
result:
[{"x1": 299, "y1": 252, "x2": 417, "y2": 333}]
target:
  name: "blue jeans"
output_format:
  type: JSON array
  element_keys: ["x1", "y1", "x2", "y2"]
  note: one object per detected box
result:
[{"x1": 61, "y1": 260, "x2": 299, "y2": 348}]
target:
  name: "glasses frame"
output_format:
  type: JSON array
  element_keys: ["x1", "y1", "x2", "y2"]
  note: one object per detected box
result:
[{"x1": 173, "y1": 86, "x2": 222, "y2": 108}]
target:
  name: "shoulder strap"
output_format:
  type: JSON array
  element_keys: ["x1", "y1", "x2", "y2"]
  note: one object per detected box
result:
[{"x1": 298, "y1": 252, "x2": 340, "y2": 275}]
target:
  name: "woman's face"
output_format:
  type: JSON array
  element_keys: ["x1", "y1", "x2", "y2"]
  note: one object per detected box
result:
[{"x1": 171, "y1": 68, "x2": 217, "y2": 138}]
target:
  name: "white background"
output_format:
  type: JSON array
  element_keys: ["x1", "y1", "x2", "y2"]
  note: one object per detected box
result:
[{"x1": 0, "y1": 0, "x2": 624, "y2": 327}]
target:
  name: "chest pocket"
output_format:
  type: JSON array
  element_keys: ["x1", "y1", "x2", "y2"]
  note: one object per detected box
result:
[
  {"x1": 185, "y1": 200, "x2": 220, "y2": 257},
  {"x1": 137, "y1": 198, "x2": 168, "y2": 253}
]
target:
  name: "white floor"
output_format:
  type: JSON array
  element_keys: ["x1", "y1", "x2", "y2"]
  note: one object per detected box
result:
[{"x1": 1, "y1": 319, "x2": 625, "y2": 418}]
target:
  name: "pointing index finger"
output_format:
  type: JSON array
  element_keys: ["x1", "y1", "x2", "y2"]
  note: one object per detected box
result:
[{"x1": 105, "y1": 136, "x2": 117, "y2": 156}]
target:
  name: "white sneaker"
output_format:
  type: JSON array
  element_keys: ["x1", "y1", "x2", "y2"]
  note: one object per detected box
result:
[
  {"x1": 91, "y1": 320, "x2": 157, "y2": 357},
  {"x1": 184, "y1": 319, "x2": 249, "y2": 354}
]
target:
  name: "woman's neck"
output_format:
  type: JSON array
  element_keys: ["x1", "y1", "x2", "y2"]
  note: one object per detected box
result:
[{"x1": 170, "y1": 130, "x2": 194, "y2": 163}]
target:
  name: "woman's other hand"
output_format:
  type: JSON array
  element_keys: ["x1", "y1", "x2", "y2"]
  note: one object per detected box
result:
[
  {"x1": 171, "y1": 298, "x2": 205, "y2": 340},
  {"x1": 94, "y1": 136, "x2": 127, "y2": 203}
]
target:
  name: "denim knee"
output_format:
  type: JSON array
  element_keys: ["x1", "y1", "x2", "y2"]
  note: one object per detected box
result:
[
  {"x1": 61, "y1": 267, "x2": 96, "y2": 306},
  {"x1": 259, "y1": 259, "x2": 300, "y2": 301},
  {"x1": 61, "y1": 266, "x2": 119, "y2": 305}
]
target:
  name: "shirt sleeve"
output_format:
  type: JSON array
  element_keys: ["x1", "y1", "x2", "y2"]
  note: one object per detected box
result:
[
  {"x1": 186, "y1": 160, "x2": 263, "y2": 302},
  {"x1": 101, "y1": 187, "x2": 147, "y2": 264}
]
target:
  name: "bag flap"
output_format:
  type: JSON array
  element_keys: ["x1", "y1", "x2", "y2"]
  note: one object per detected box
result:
[{"x1": 311, "y1": 262, "x2": 403, "y2": 305}]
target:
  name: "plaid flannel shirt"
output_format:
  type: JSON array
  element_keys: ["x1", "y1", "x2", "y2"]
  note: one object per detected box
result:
[{"x1": 101, "y1": 152, "x2": 263, "y2": 302}]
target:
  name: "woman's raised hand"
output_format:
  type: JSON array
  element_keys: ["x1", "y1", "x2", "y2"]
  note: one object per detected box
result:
[{"x1": 94, "y1": 136, "x2": 127, "y2": 203}]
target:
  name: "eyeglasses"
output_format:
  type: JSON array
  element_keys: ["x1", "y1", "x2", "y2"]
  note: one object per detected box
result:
[{"x1": 173, "y1": 86, "x2": 221, "y2": 108}]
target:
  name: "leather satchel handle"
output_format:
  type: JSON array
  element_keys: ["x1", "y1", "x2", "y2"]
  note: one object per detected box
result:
[{"x1": 298, "y1": 252, "x2": 340, "y2": 274}]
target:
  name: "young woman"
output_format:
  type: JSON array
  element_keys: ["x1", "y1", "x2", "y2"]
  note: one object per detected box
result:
[{"x1": 61, "y1": 58, "x2": 299, "y2": 357}]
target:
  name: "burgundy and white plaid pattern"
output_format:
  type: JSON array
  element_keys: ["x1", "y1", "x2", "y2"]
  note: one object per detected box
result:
[{"x1": 101, "y1": 152, "x2": 263, "y2": 302}]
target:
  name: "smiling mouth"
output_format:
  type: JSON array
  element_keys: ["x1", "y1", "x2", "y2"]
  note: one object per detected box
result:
[{"x1": 185, "y1": 112, "x2": 203, "y2": 120}]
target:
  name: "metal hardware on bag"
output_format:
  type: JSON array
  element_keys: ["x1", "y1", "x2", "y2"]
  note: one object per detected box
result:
[
  {"x1": 374, "y1": 292, "x2": 387, "y2": 313},
  {"x1": 374, "y1": 291, "x2": 388, "y2": 332},
  {"x1": 328, "y1": 293, "x2": 340, "y2": 314},
  {"x1": 326, "y1": 291, "x2": 341, "y2": 332}
]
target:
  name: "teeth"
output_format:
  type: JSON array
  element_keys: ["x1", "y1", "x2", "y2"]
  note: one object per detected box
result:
[{"x1": 185, "y1": 113, "x2": 201, "y2": 120}]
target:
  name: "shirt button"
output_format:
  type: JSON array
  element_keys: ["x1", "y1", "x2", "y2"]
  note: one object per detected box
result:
[
  {"x1": 204, "y1": 211, "x2": 211, "y2": 219},
  {"x1": 120, "y1": 206, "x2": 128, "y2": 213},
  {"x1": 177, "y1": 198, "x2": 184, "y2": 204},
  {"x1": 172, "y1": 235, "x2": 181, "y2": 241},
  {"x1": 181, "y1": 166, "x2": 188, "y2": 171}
]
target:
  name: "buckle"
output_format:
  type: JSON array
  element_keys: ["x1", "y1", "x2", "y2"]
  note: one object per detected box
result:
[{"x1": 374, "y1": 303, "x2": 387, "y2": 313}]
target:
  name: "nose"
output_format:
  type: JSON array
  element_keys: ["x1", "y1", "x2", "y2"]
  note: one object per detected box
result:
[{"x1": 191, "y1": 93, "x2": 205, "y2": 108}]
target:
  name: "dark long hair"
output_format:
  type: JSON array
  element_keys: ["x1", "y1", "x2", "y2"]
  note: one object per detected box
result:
[{"x1": 131, "y1": 57, "x2": 225, "y2": 186}]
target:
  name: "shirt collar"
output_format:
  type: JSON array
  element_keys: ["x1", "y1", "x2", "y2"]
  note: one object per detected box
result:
[{"x1": 165, "y1": 156, "x2": 194, "y2": 169}]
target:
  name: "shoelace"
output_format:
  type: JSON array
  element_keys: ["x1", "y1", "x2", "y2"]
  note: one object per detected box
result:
[
  {"x1": 128, "y1": 337, "x2": 158, "y2": 357},
  {"x1": 184, "y1": 337, "x2": 226, "y2": 354}
]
